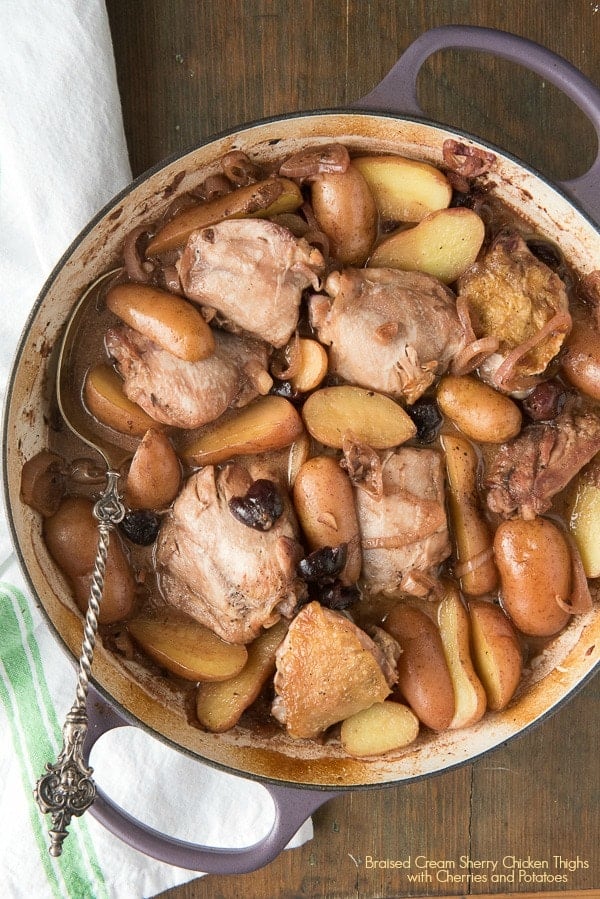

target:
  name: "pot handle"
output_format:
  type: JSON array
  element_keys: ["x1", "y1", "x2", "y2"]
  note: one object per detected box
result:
[
  {"x1": 356, "y1": 25, "x2": 600, "y2": 225},
  {"x1": 82, "y1": 685, "x2": 337, "y2": 874}
]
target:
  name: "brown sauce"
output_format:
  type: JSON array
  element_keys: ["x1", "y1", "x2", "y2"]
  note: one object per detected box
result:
[{"x1": 37, "y1": 144, "x2": 600, "y2": 746}]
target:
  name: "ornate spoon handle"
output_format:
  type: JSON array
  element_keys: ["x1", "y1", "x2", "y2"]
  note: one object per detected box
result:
[{"x1": 34, "y1": 471, "x2": 125, "y2": 857}]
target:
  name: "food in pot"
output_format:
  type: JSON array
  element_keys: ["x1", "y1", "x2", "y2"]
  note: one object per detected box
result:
[{"x1": 22, "y1": 140, "x2": 600, "y2": 759}]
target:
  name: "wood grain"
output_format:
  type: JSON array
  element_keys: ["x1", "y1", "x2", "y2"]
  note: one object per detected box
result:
[{"x1": 103, "y1": 2, "x2": 600, "y2": 896}]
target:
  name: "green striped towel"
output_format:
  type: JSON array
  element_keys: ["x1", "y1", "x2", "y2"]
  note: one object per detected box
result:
[
  {"x1": 0, "y1": 556, "x2": 311, "y2": 899},
  {"x1": 0, "y1": 2, "x2": 311, "y2": 895}
]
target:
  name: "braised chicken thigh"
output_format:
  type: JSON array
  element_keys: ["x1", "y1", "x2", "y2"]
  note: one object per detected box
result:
[
  {"x1": 309, "y1": 267, "x2": 464, "y2": 404},
  {"x1": 106, "y1": 326, "x2": 269, "y2": 429},
  {"x1": 178, "y1": 218, "x2": 325, "y2": 347},
  {"x1": 155, "y1": 463, "x2": 306, "y2": 643},
  {"x1": 272, "y1": 601, "x2": 400, "y2": 739},
  {"x1": 355, "y1": 447, "x2": 451, "y2": 596}
]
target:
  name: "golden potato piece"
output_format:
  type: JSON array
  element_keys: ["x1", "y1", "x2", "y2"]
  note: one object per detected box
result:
[
  {"x1": 353, "y1": 155, "x2": 452, "y2": 222},
  {"x1": 84, "y1": 364, "x2": 158, "y2": 436},
  {"x1": 437, "y1": 584, "x2": 487, "y2": 729},
  {"x1": 106, "y1": 282, "x2": 215, "y2": 362},
  {"x1": 293, "y1": 455, "x2": 361, "y2": 585},
  {"x1": 182, "y1": 395, "x2": 304, "y2": 466},
  {"x1": 301, "y1": 385, "x2": 416, "y2": 449},
  {"x1": 441, "y1": 433, "x2": 498, "y2": 597},
  {"x1": 43, "y1": 496, "x2": 136, "y2": 624},
  {"x1": 370, "y1": 208, "x2": 485, "y2": 284},
  {"x1": 494, "y1": 518, "x2": 571, "y2": 637},
  {"x1": 196, "y1": 619, "x2": 288, "y2": 732},
  {"x1": 437, "y1": 375, "x2": 522, "y2": 444},
  {"x1": 340, "y1": 701, "x2": 419, "y2": 757},
  {"x1": 289, "y1": 338, "x2": 328, "y2": 392},
  {"x1": 128, "y1": 610, "x2": 248, "y2": 682},
  {"x1": 146, "y1": 177, "x2": 303, "y2": 255},
  {"x1": 125, "y1": 428, "x2": 181, "y2": 510},
  {"x1": 469, "y1": 599, "x2": 523, "y2": 711},
  {"x1": 310, "y1": 164, "x2": 377, "y2": 266},
  {"x1": 569, "y1": 471, "x2": 600, "y2": 577}
]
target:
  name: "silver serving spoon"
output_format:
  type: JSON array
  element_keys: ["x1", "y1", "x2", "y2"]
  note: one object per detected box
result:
[{"x1": 34, "y1": 269, "x2": 129, "y2": 857}]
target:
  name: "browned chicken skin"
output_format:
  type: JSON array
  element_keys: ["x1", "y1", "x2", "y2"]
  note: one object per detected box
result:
[
  {"x1": 178, "y1": 218, "x2": 325, "y2": 347},
  {"x1": 457, "y1": 232, "x2": 571, "y2": 394},
  {"x1": 272, "y1": 601, "x2": 399, "y2": 739},
  {"x1": 106, "y1": 325, "x2": 269, "y2": 429},
  {"x1": 155, "y1": 463, "x2": 306, "y2": 643},
  {"x1": 355, "y1": 447, "x2": 451, "y2": 596},
  {"x1": 309, "y1": 267, "x2": 464, "y2": 404}
]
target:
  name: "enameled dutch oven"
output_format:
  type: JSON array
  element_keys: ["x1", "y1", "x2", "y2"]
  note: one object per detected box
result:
[{"x1": 3, "y1": 26, "x2": 600, "y2": 873}]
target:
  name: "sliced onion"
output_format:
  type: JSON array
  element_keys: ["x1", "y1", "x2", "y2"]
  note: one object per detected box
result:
[
  {"x1": 555, "y1": 532, "x2": 594, "y2": 615},
  {"x1": 270, "y1": 333, "x2": 301, "y2": 380},
  {"x1": 442, "y1": 139, "x2": 496, "y2": 178},
  {"x1": 279, "y1": 143, "x2": 350, "y2": 179},
  {"x1": 492, "y1": 309, "x2": 572, "y2": 391},
  {"x1": 454, "y1": 546, "x2": 494, "y2": 579},
  {"x1": 123, "y1": 225, "x2": 154, "y2": 282}
]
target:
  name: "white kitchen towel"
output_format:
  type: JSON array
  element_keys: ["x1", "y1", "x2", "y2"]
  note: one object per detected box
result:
[{"x1": 0, "y1": 2, "x2": 312, "y2": 898}]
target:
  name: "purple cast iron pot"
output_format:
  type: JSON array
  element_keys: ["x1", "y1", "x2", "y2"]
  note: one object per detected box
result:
[{"x1": 4, "y1": 26, "x2": 600, "y2": 874}]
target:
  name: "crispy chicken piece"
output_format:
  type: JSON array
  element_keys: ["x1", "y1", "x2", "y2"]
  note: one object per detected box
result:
[
  {"x1": 155, "y1": 463, "x2": 306, "y2": 643},
  {"x1": 106, "y1": 325, "x2": 269, "y2": 429},
  {"x1": 272, "y1": 601, "x2": 399, "y2": 739},
  {"x1": 178, "y1": 218, "x2": 325, "y2": 347},
  {"x1": 355, "y1": 447, "x2": 450, "y2": 596},
  {"x1": 309, "y1": 267, "x2": 464, "y2": 404},
  {"x1": 457, "y1": 232, "x2": 571, "y2": 394}
]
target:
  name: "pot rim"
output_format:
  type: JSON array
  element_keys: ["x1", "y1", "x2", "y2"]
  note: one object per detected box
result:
[{"x1": 3, "y1": 106, "x2": 599, "y2": 794}]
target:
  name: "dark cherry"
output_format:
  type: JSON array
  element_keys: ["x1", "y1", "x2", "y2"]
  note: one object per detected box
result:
[
  {"x1": 228, "y1": 479, "x2": 284, "y2": 531},
  {"x1": 297, "y1": 544, "x2": 348, "y2": 582},
  {"x1": 119, "y1": 509, "x2": 161, "y2": 545},
  {"x1": 521, "y1": 380, "x2": 566, "y2": 421},
  {"x1": 319, "y1": 582, "x2": 361, "y2": 611},
  {"x1": 406, "y1": 398, "x2": 443, "y2": 444}
]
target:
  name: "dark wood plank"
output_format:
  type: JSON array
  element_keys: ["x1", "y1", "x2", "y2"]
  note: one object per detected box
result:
[{"x1": 103, "y1": 2, "x2": 600, "y2": 896}]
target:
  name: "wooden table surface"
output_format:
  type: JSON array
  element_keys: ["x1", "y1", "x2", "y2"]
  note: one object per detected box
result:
[{"x1": 104, "y1": 3, "x2": 600, "y2": 897}]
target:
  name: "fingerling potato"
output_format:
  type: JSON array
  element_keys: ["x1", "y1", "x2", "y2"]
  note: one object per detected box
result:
[
  {"x1": 469, "y1": 599, "x2": 523, "y2": 711},
  {"x1": 494, "y1": 517, "x2": 572, "y2": 637},
  {"x1": 293, "y1": 455, "x2": 361, "y2": 584},
  {"x1": 128, "y1": 610, "x2": 248, "y2": 682},
  {"x1": 384, "y1": 603, "x2": 454, "y2": 731},
  {"x1": 370, "y1": 207, "x2": 485, "y2": 284},
  {"x1": 43, "y1": 496, "x2": 136, "y2": 624},
  {"x1": 437, "y1": 375, "x2": 522, "y2": 443},
  {"x1": 340, "y1": 701, "x2": 419, "y2": 757}
]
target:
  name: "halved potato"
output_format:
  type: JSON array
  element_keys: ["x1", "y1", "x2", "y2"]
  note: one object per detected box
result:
[
  {"x1": 106, "y1": 282, "x2": 215, "y2": 362},
  {"x1": 353, "y1": 154, "x2": 452, "y2": 222},
  {"x1": 182, "y1": 395, "x2": 304, "y2": 466},
  {"x1": 469, "y1": 599, "x2": 523, "y2": 711},
  {"x1": 125, "y1": 428, "x2": 181, "y2": 510},
  {"x1": 146, "y1": 177, "x2": 303, "y2": 255},
  {"x1": 568, "y1": 470, "x2": 600, "y2": 577},
  {"x1": 84, "y1": 364, "x2": 158, "y2": 436},
  {"x1": 128, "y1": 610, "x2": 248, "y2": 682},
  {"x1": 289, "y1": 338, "x2": 329, "y2": 392},
  {"x1": 437, "y1": 584, "x2": 487, "y2": 729},
  {"x1": 370, "y1": 207, "x2": 485, "y2": 283},
  {"x1": 196, "y1": 619, "x2": 288, "y2": 732},
  {"x1": 340, "y1": 701, "x2": 419, "y2": 757},
  {"x1": 301, "y1": 385, "x2": 416, "y2": 449}
]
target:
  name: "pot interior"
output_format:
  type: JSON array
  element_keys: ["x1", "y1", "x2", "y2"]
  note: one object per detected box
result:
[{"x1": 4, "y1": 111, "x2": 600, "y2": 788}]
